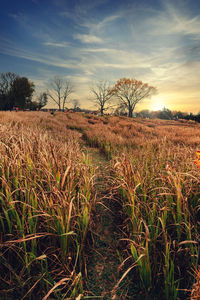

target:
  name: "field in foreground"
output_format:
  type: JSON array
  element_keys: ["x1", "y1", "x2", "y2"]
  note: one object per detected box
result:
[{"x1": 0, "y1": 111, "x2": 199, "y2": 299}]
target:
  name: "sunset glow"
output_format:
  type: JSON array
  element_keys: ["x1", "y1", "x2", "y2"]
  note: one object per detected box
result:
[
  {"x1": 0, "y1": 0, "x2": 199, "y2": 112},
  {"x1": 151, "y1": 97, "x2": 165, "y2": 111}
]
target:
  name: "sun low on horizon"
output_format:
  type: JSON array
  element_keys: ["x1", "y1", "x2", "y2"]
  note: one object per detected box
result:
[{"x1": 151, "y1": 96, "x2": 166, "y2": 111}]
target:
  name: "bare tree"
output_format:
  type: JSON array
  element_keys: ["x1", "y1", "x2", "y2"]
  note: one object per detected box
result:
[
  {"x1": 38, "y1": 92, "x2": 48, "y2": 109},
  {"x1": 90, "y1": 81, "x2": 112, "y2": 116},
  {"x1": 47, "y1": 76, "x2": 74, "y2": 111},
  {"x1": 71, "y1": 99, "x2": 80, "y2": 111},
  {"x1": 110, "y1": 78, "x2": 157, "y2": 117}
]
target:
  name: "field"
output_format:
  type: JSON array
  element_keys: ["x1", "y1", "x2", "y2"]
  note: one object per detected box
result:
[{"x1": 0, "y1": 111, "x2": 200, "y2": 299}]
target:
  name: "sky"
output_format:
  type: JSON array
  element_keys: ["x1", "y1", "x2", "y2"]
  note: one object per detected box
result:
[{"x1": 0, "y1": 0, "x2": 200, "y2": 112}]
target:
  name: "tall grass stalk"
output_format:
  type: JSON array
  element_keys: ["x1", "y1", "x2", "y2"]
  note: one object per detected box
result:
[
  {"x1": 0, "y1": 115, "x2": 96, "y2": 298},
  {"x1": 113, "y1": 138, "x2": 200, "y2": 298}
]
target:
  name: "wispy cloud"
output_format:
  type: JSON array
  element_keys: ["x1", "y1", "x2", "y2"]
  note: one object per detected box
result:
[
  {"x1": 82, "y1": 14, "x2": 121, "y2": 32},
  {"x1": 1, "y1": 0, "x2": 200, "y2": 112},
  {"x1": 43, "y1": 41, "x2": 69, "y2": 47},
  {"x1": 9, "y1": 12, "x2": 28, "y2": 24},
  {"x1": 81, "y1": 47, "x2": 114, "y2": 53},
  {"x1": 73, "y1": 34, "x2": 103, "y2": 44},
  {"x1": 145, "y1": 1, "x2": 200, "y2": 40},
  {"x1": 0, "y1": 38, "x2": 79, "y2": 69}
]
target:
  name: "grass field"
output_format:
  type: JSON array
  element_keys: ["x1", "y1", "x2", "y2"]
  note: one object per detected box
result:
[{"x1": 0, "y1": 111, "x2": 199, "y2": 299}]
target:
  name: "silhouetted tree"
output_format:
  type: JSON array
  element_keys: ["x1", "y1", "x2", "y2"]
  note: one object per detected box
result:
[
  {"x1": 184, "y1": 113, "x2": 195, "y2": 121},
  {"x1": 137, "y1": 109, "x2": 152, "y2": 119},
  {"x1": 0, "y1": 72, "x2": 17, "y2": 109},
  {"x1": 173, "y1": 111, "x2": 185, "y2": 120},
  {"x1": 11, "y1": 77, "x2": 35, "y2": 109},
  {"x1": 71, "y1": 99, "x2": 80, "y2": 111},
  {"x1": 29, "y1": 101, "x2": 40, "y2": 110},
  {"x1": 38, "y1": 92, "x2": 48, "y2": 109},
  {"x1": 91, "y1": 81, "x2": 113, "y2": 116},
  {"x1": 0, "y1": 72, "x2": 35, "y2": 109},
  {"x1": 47, "y1": 76, "x2": 74, "y2": 111},
  {"x1": 157, "y1": 108, "x2": 173, "y2": 120},
  {"x1": 196, "y1": 113, "x2": 200, "y2": 123}
]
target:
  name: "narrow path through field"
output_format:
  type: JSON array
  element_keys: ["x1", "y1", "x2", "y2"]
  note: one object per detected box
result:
[{"x1": 83, "y1": 147, "x2": 127, "y2": 299}]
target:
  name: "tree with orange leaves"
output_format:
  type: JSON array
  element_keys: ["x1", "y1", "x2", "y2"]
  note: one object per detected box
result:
[{"x1": 110, "y1": 78, "x2": 157, "y2": 117}]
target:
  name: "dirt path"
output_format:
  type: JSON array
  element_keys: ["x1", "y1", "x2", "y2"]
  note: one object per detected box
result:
[{"x1": 84, "y1": 148, "x2": 128, "y2": 299}]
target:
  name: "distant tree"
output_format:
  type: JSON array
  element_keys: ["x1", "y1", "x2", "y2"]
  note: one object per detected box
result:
[
  {"x1": 173, "y1": 111, "x2": 185, "y2": 120},
  {"x1": 183, "y1": 112, "x2": 200, "y2": 122},
  {"x1": 71, "y1": 99, "x2": 80, "y2": 111},
  {"x1": 114, "y1": 103, "x2": 127, "y2": 116},
  {"x1": 188, "y1": 113, "x2": 195, "y2": 121},
  {"x1": 11, "y1": 77, "x2": 35, "y2": 109},
  {"x1": 29, "y1": 101, "x2": 39, "y2": 110},
  {"x1": 47, "y1": 76, "x2": 74, "y2": 111},
  {"x1": 196, "y1": 113, "x2": 200, "y2": 123},
  {"x1": 137, "y1": 109, "x2": 152, "y2": 119},
  {"x1": 0, "y1": 72, "x2": 35, "y2": 110},
  {"x1": 0, "y1": 72, "x2": 18, "y2": 109},
  {"x1": 38, "y1": 92, "x2": 48, "y2": 109},
  {"x1": 0, "y1": 72, "x2": 17, "y2": 94},
  {"x1": 110, "y1": 78, "x2": 156, "y2": 117},
  {"x1": 90, "y1": 81, "x2": 113, "y2": 116},
  {"x1": 157, "y1": 108, "x2": 173, "y2": 120}
]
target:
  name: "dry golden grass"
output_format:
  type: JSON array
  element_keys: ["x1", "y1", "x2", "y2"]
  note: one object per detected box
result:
[
  {"x1": 65, "y1": 113, "x2": 200, "y2": 151},
  {"x1": 0, "y1": 111, "x2": 96, "y2": 299},
  {"x1": 108, "y1": 118, "x2": 200, "y2": 298},
  {"x1": 0, "y1": 111, "x2": 199, "y2": 299}
]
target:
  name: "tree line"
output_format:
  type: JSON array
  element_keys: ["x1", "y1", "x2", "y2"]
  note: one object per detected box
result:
[
  {"x1": 0, "y1": 72, "x2": 48, "y2": 110},
  {"x1": 0, "y1": 72, "x2": 157, "y2": 116},
  {"x1": 135, "y1": 108, "x2": 200, "y2": 122},
  {"x1": 0, "y1": 72, "x2": 199, "y2": 122},
  {"x1": 0, "y1": 72, "x2": 34, "y2": 110}
]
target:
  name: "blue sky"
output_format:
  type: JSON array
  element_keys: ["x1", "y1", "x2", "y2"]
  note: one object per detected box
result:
[{"x1": 0, "y1": 0, "x2": 200, "y2": 112}]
